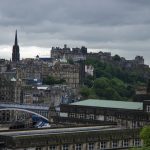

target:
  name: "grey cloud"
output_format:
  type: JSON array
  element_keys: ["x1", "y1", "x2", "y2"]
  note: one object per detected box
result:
[
  {"x1": 0, "y1": 0, "x2": 150, "y2": 63},
  {"x1": 1, "y1": 0, "x2": 150, "y2": 26}
]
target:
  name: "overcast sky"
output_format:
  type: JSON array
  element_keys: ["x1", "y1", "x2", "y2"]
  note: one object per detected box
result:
[{"x1": 0, "y1": 0, "x2": 150, "y2": 64}]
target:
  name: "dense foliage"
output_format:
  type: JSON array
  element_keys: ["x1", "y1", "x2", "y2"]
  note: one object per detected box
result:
[
  {"x1": 80, "y1": 58, "x2": 148, "y2": 100},
  {"x1": 130, "y1": 126, "x2": 150, "y2": 150},
  {"x1": 43, "y1": 76, "x2": 66, "y2": 85},
  {"x1": 140, "y1": 126, "x2": 150, "y2": 147}
]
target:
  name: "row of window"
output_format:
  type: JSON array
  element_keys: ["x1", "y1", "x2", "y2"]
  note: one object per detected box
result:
[
  {"x1": 35, "y1": 139, "x2": 141, "y2": 150},
  {"x1": 69, "y1": 113, "x2": 146, "y2": 128},
  {"x1": 69, "y1": 113, "x2": 95, "y2": 120},
  {"x1": 69, "y1": 114, "x2": 126, "y2": 121}
]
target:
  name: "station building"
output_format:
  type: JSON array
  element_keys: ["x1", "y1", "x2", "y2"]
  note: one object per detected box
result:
[
  {"x1": 59, "y1": 99, "x2": 150, "y2": 128},
  {"x1": 0, "y1": 126, "x2": 142, "y2": 150}
]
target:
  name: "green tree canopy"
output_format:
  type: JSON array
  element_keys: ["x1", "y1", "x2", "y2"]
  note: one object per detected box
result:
[
  {"x1": 93, "y1": 77, "x2": 110, "y2": 89},
  {"x1": 83, "y1": 58, "x2": 147, "y2": 100},
  {"x1": 43, "y1": 76, "x2": 66, "y2": 85},
  {"x1": 140, "y1": 126, "x2": 150, "y2": 147},
  {"x1": 80, "y1": 86, "x2": 90, "y2": 98}
]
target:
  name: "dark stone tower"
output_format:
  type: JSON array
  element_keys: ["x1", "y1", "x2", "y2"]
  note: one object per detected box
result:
[{"x1": 12, "y1": 30, "x2": 20, "y2": 62}]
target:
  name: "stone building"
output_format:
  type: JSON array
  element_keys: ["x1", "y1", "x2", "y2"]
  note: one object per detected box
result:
[
  {"x1": 135, "y1": 56, "x2": 144, "y2": 65},
  {"x1": 0, "y1": 75, "x2": 22, "y2": 122},
  {"x1": 0, "y1": 59, "x2": 8, "y2": 73},
  {"x1": 134, "y1": 79, "x2": 150, "y2": 102},
  {"x1": 0, "y1": 75, "x2": 21, "y2": 103},
  {"x1": 51, "y1": 45, "x2": 87, "y2": 61},
  {"x1": 87, "y1": 51, "x2": 112, "y2": 62},
  {"x1": 16, "y1": 59, "x2": 52, "y2": 80},
  {"x1": 0, "y1": 59, "x2": 12, "y2": 73},
  {"x1": 112, "y1": 55, "x2": 147, "y2": 71},
  {"x1": 16, "y1": 59, "x2": 82, "y2": 93},
  {"x1": 44, "y1": 85, "x2": 75, "y2": 106},
  {"x1": 0, "y1": 110, "x2": 14, "y2": 123},
  {"x1": 51, "y1": 62, "x2": 80, "y2": 90},
  {"x1": 51, "y1": 45, "x2": 147, "y2": 72},
  {"x1": 0, "y1": 126, "x2": 142, "y2": 150},
  {"x1": 20, "y1": 84, "x2": 75, "y2": 106},
  {"x1": 85, "y1": 65, "x2": 94, "y2": 76},
  {"x1": 59, "y1": 99, "x2": 150, "y2": 128}
]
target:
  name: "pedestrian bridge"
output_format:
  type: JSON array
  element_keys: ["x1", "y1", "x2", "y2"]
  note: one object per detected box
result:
[{"x1": 0, "y1": 102, "x2": 50, "y2": 121}]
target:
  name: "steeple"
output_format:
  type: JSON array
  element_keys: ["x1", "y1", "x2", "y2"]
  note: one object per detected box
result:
[
  {"x1": 15, "y1": 30, "x2": 18, "y2": 45},
  {"x1": 12, "y1": 30, "x2": 20, "y2": 62}
]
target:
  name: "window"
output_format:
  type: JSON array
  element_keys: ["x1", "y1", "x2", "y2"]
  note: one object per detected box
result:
[
  {"x1": 106, "y1": 116, "x2": 113, "y2": 121},
  {"x1": 87, "y1": 114, "x2": 94, "y2": 120},
  {"x1": 88, "y1": 143, "x2": 94, "y2": 150},
  {"x1": 123, "y1": 139, "x2": 129, "y2": 147},
  {"x1": 62, "y1": 144, "x2": 68, "y2": 150},
  {"x1": 100, "y1": 141, "x2": 107, "y2": 149},
  {"x1": 79, "y1": 114, "x2": 85, "y2": 119},
  {"x1": 49, "y1": 145, "x2": 56, "y2": 150},
  {"x1": 146, "y1": 105, "x2": 150, "y2": 112},
  {"x1": 132, "y1": 121, "x2": 138, "y2": 128},
  {"x1": 76, "y1": 144, "x2": 82, "y2": 150},
  {"x1": 69, "y1": 113, "x2": 75, "y2": 118},
  {"x1": 112, "y1": 140, "x2": 118, "y2": 148},
  {"x1": 133, "y1": 139, "x2": 141, "y2": 147}
]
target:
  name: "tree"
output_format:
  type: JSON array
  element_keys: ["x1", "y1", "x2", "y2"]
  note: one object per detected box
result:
[
  {"x1": 43, "y1": 76, "x2": 56, "y2": 85},
  {"x1": 113, "y1": 54, "x2": 121, "y2": 61},
  {"x1": 67, "y1": 58, "x2": 74, "y2": 64},
  {"x1": 80, "y1": 86, "x2": 90, "y2": 98},
  {"x1": 104, "y1": 87, "x2": 121, "y2": 100},
  {"x1": 43, "y1": 76, "x2": 66, "y2": 85},
  {"x1": 131, "y1": 126, "x2": 150, "y2": 150},
  {"x1": 140, "y1": 126, "x2": 150, "y2": 147},
  {"x1": 84, "y1": 58, "x2": 148, "y2": 100},
  {"x1": 83, "y1": 75, "x2": 94, "y2": 88},
  {"x1": 93, "y1": 77, "x2": 110, "y2": 89}
]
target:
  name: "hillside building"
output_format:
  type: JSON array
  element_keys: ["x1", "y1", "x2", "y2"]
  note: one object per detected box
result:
[
  {"x1": 51, "y1": 45, "x2": 87, "y2": 61},
  {"x1": 51, "y1": 62, "x2": 80, "y2": 90}
]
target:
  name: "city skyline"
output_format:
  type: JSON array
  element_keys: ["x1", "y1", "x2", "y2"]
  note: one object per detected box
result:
[{"x1": 0, "y1": 0, "x2": 150, "y2": 64}]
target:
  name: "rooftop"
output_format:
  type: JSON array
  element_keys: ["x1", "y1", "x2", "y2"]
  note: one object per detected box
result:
[
  {"x1": 70, "y1": 99, "x2": 143, "y2": 110},
  {"x1": 0, "y1": 103, "x2": 49, "y2": 110},
  {"x1": 0, "y1": 126, "x2": 122, "y2": 138}
]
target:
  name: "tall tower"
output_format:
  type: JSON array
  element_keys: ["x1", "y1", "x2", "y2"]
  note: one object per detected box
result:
[{"x1": 12, "y1": 30, "x2": 20, "y2": 62}]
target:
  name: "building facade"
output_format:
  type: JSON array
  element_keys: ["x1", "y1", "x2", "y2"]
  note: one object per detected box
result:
[
  {"x1": 16, "y1": 59, "x2": 51, "y2": 80},
  {"x1": 20, "y1": 84, "x2": 75, "y2": 106},
  {"x1": 51, "y1": 45, "x2": 87, "y2": 61},
  {"x1": 0, "y1": 75, "x2": 22, "y2": 122},
  {"x1": 0, "y1": 126, "x2": 142, "y2": 150},
  {"x1": 0, "y1": 75, "x2": 21, "y2": 103},
  {"x1": 59, "y1": 99, "x2": 150, "y2": 128},
  {"x1": 51, "y1": 62, "x2": 80, "y2": 90}
]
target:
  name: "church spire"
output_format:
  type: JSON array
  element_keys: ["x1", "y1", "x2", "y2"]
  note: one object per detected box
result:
[
  {"x1": 12, "y1": 30, "x2": 20, "y2": 62},
  {"x1": 15, "y1": 30, "x2": 18, "y2": 45}
]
